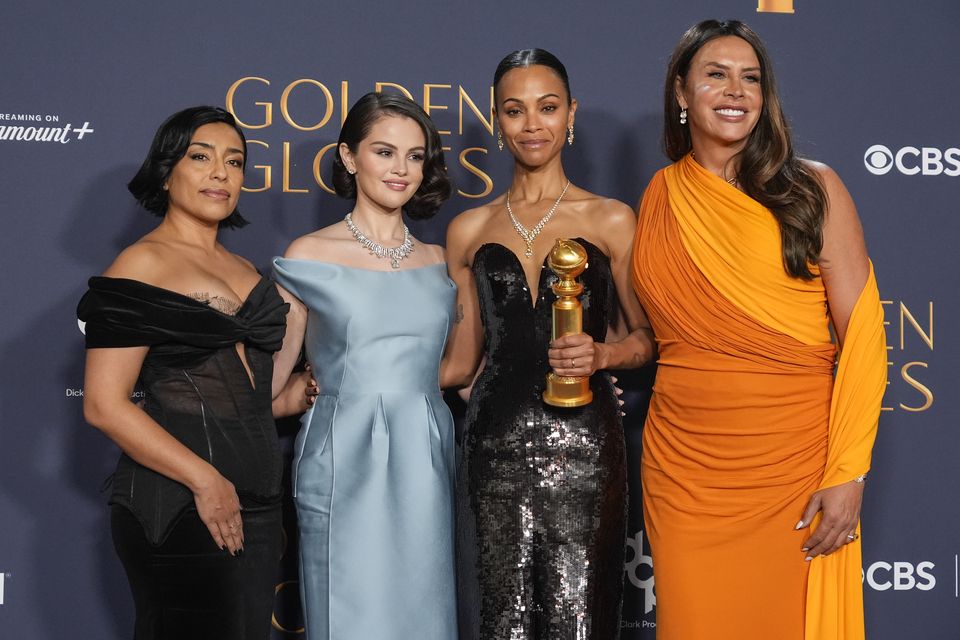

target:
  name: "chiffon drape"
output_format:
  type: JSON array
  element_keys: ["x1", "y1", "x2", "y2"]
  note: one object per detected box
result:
[{"x1": 631, "y1": 155, "x2": 886, "y2": 640}]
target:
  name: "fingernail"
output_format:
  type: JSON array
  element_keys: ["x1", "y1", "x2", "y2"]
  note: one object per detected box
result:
[
  {"x1": 801, "y1": 547, "x2": 810, "y2": 552},
  {"x1": 805, "y1": 556, "x2": 813, "y2": 562},
  {"x1": 795, "y1": 520, "x2": 804, "y2": 529}
]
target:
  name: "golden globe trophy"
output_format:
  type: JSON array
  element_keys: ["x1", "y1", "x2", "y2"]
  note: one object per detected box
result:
[{"x1": 543, "y1": 238, "x2": 593, "y2": 407}]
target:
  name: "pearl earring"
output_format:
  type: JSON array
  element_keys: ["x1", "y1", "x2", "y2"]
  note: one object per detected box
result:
[{"x1": 680, "y1": 108, "x2": 688, "y2": 125}]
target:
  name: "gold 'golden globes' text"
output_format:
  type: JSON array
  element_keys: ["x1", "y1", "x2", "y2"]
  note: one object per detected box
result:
[
  {"x1": 881, "y1": 299, "x2": 934, "y2": 412},
  {"x1": 225, "y1": 77, "x2": 495, "y2": 199}
]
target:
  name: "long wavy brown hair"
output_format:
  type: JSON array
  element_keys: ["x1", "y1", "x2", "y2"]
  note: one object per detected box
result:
[{"x1": 664, "y1": 19, "x2": 827, "y2": 280}]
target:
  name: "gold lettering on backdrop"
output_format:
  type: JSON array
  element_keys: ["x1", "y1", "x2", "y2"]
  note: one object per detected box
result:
[
  {"x1": 900, "y1": 362, "x2": 934, "y2": 412},
  {"x1": 282, "y1": 142, "x2": 309, "y2": 194},
  {"x1": 757, "y1": 0, "x2": 794, "y2": 13},
  {"x1": 271, "y1": 581, "x2": 306, "y2": 633},
  {"x1": 226, "y1": 77, "x2": 499, "y2": 196},
  {"x1": 900, "y1": 301, "x2": 933, "y2": 350},
  {"x1": 242, "y1": 140, "x2": 271, "y2": 192},
  {"x1": 881, "y1": 300, "x2": 893, "y2": 411},
  {"x1": 280, "y1": 79, "x2": 334, "y2": 131},
  {"x1": 459, "y1": 147, "x2": 494, "y2": 198},
  {"x1": 312, "y1": 143, "x2": 338, "y2": 195},
  {"x1": 375, "y1": 82, "x2": 414, "y2": 99},
  {"x1": 880, "y1": 299, "x2": 935, "y2": 412},
  {"x1": 225, "y1": 77, "x2": 272, "y2": 129},
  {"x1": 423, "y1": 84, "x2": 453, "y2": 135},
  {"x1": 459, "y1": 85, "x2": 495, "y2": 135}
]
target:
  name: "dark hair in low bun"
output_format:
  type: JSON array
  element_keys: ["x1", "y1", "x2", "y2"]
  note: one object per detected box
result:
[{"x1": 493, "y1": 48, "x2": 572, "y2": 105}]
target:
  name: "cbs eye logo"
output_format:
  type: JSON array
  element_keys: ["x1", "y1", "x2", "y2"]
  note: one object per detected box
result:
[
  {"x1": 864, "y1": 145, "x2": 895, "y2": 176},
  {"x1": 864, "y1": 144, "x2": 960, "y2": 176}
]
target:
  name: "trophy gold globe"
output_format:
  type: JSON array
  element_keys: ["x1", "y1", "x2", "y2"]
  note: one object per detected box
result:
[{"x1": 543, "y1": 238, "x2": 593, "y2": 407}]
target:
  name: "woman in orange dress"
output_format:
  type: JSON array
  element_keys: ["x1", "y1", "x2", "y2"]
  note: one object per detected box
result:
[{"x1": 631, "y1": 20, "x2": 887, "y2": 640}]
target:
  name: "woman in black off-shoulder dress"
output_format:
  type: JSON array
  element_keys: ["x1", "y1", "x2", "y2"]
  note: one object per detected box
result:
[
  {"x1": 443, "y1": 50, "x2": 656, "y2": 639},
  {"x1": 78, "y1": 106, "x2": 311, "y2": 640}
]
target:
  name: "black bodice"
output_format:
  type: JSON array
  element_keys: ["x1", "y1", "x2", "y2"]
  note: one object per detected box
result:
[
  {"x1": 472, "y1": 238, "x2": 615, "y2": 381},
  {"x1": 77, "y1": 276, "x2": 288, "y2": 544}
]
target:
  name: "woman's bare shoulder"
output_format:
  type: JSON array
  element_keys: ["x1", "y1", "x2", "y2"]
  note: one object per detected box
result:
[
  {"x1": 101, "y1": 237, "x2": 170, "y2": 281},
  {"x1": 284, "y1": 222, "x2": 349, "y2": 260}
]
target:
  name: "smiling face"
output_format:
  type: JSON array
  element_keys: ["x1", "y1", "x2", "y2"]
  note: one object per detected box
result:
[
  {"x1": 676, "y1": 35, "x2": 763, "y2": 153},
  {"x1": 339, "y1": 114, "x2": 426, "y2": 213},
  {"x1": 164, "y1": 122, "x2": 245, "y2": 225},
  {"x1": 496, "y1": 64, "x2": 577, "y2": 168}
]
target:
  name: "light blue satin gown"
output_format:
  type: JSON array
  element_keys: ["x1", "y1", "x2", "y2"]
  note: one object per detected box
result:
[{"x1": 272, "y1": 258, "x2": 458, "y2": 640}]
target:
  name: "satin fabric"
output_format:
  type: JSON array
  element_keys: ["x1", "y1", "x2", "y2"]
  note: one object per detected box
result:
[
  {"x1": 272, "y1": 259, "x2": 458, "y2": 640},
  {"x1": 632, "y1": 155, "x2": 886, "y2": 640}
]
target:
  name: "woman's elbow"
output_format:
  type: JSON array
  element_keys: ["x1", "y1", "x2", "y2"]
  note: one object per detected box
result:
[
  {"x1": 82, "y1": 395, "x2": 108, "y2": 430},
  {"x1": 440, "y1": 362, "x2": 475, "y2": 390}
]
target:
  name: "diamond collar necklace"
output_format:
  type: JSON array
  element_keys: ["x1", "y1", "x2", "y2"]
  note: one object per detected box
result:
[
  {"x1": 506, "y1": 180, "x2": 571, "y2": 258},
  {"x1": 344, "y1": 212, "x2": 414, "y2": 269}
]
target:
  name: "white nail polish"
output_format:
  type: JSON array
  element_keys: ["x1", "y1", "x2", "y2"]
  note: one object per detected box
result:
[
  {"x1": 805, "y1": 556, "x2": 813, "y2": 562},
  {"x1": 795, "y1": 520, "x2": 803, "y2": 529}
]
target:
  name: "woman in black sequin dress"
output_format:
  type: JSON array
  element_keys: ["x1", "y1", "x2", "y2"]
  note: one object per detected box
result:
[
  {"x1": 78, "y1": 107, "x2": 312, "y2": 640},
  {"x1": 444, "y1": 50, "x2": 656, "y2": 640}
]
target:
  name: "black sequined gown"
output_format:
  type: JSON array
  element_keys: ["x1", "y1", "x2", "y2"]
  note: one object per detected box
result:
[{"x1": 458, "y1": 239, "x2": 627, "y2": 640}]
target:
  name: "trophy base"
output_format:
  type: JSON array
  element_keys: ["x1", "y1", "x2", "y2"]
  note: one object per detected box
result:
[{"x1": 543, "y1": 373, "x2": 593, "y2": 408}]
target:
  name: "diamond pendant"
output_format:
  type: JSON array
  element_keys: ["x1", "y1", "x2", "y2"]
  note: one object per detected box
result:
[
  {"x1": 391, "y1": 257, "x2": 400, "y2": 269},
  {"x1": 524, "y1": 243, "x2": 534, "y2": 258}
]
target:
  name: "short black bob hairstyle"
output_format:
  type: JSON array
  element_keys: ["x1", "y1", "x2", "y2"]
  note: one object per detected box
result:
[
  {"x1": 331, "y1": 92, "x2": 451, "y2": 220},
  {"x1": 128, "y1": 106, "x2": 249, "y2": 229}
]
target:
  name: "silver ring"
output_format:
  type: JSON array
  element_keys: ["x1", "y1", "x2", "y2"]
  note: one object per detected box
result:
[
  {"x1": 846, "y1": 533, "x2": 858, "y2": 541},
  {"x1": 570, "y1": 358, "x2": 575, "y2": 368}
]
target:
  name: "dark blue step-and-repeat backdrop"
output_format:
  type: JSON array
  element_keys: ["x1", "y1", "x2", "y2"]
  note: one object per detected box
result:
[{"x1": 1, "y1": 1, "x2": 957, "y2": 638}]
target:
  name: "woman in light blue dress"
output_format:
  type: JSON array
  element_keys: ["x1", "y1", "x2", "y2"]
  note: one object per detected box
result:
[{"x1": 271, "y1": 92, "x2": 456, "y2": 640}]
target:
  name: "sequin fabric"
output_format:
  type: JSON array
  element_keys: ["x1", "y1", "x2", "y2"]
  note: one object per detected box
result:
[{"x1": 458, "y1": 239, "x2": 627, "y2": 640}]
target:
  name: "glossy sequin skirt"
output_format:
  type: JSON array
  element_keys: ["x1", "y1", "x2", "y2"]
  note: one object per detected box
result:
[{"x1": 458, "y1": 372, "x2": 627, "y2": 640}]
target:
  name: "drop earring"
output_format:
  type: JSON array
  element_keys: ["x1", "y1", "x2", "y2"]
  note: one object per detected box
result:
[
  {"x1": 679, "y1": 108, "x2": 688, "y2": 125},
  {"x1": 567, "y1": 125, "x2": 575, "y2": 146},
  {"x1": 497, "y1": 130, "x2": 504, "y2": 151}
]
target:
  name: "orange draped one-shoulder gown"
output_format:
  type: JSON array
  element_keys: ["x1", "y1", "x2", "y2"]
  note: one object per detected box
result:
[{"x1": 631, "y1": 155, "x2": 886, "y2": 640}]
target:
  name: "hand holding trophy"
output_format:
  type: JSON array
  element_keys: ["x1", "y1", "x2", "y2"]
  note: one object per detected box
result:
[{"x1": 543, "y1": 238, "x2": 593, "y2": 407}]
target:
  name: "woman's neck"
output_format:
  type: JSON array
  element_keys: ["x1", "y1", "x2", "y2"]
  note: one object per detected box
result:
[
  {"x1": 155, "y1": 211, "x2": 220, "y2": 251},
  {"x1": 350, "y1": 200, "x2": 405, "y2": 243},
  {"x1": 509, "y1": 157, "x2": 569, "y2": 203},
  {"x1": 690, "y1": 142, "x2": 743, "y2": 181}
]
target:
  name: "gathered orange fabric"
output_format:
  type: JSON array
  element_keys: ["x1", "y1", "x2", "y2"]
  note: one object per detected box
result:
[{"x1": 632, "y1": 155, "x2": 886, "y2": 640}]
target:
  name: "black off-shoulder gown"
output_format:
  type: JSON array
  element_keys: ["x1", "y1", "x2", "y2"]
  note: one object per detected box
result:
[{"x1": 78, "y1": 276, "x2": 287, "y2": 640}]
